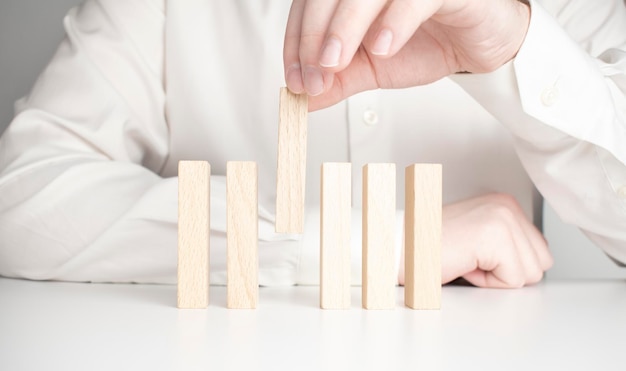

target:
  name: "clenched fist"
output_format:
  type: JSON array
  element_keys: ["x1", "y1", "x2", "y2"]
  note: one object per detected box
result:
[{"x1": 400, "y1": 193, "x2": 553, "y2": 288}]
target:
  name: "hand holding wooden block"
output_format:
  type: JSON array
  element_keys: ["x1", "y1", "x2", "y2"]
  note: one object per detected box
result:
[{"x1": 276, "y1": 87, "x2": 308, "y2": 234}]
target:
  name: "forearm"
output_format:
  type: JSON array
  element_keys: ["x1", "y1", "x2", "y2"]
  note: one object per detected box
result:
[
  {"x1": 451, "y1": 0, "x2": 626, "y2": 263},
  {"x1": 0, "y1": 159, "x2": 302, "y2": 284}
]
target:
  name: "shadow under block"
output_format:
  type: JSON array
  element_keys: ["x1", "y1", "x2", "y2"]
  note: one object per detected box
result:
[
  {"x1": 177, "y1": 161, "x2": 210, "y2": 309},
  {"x1": 320, "y1": 163, "x2": 352, "y2": 309},
  {"x1": 275, "y1": 87, "x2": 308, "y2": 234},
  {"x1": 227, "y1": 161, "x2": 259, "y2": 309},
  {"x1": 405, "y1": 164, "x2": 442, "y2": 309},
  {"x1": 362, "y1": 164, "x2": 396, "y2": 310}
]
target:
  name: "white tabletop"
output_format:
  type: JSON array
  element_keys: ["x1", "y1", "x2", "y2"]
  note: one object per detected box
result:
[{"x1": 1, "y1": 277, "x2": 625, "y2": 371}]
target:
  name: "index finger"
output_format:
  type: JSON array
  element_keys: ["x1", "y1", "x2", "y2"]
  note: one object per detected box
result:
[{"x1": 284, "y1": 0, "x2": 306, "y2": 94}]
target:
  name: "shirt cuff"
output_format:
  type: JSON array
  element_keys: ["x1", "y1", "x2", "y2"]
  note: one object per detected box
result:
[
  {"x1": 452, "y1": 0, "x2": 626, "y2": 163},
  {"x1": 514, "y1": 0, "x2": 626, "y2": 164},
  {"x1": 450, "y1": 0, "x2": 626, "y2": 266}
]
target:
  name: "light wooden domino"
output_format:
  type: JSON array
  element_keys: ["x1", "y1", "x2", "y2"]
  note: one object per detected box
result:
[
  {"x1": 227, "y1": 161, "x2": 259, "y2": 309},
  {"x1": 404, "y1": 164, "x2": 442, "y2": 310},
  {"x1": 275, "y1": 87, "x2": 308, "y2": 234},
  {"x1": 362, "y1": 163, "x2": 396, "y2": 310},
  {"x1": 320, "y1": 163, "x2": 352, "y2": 309},
  {"x1": 177, "y1": 161, "x2": 210, "y2": 309}
]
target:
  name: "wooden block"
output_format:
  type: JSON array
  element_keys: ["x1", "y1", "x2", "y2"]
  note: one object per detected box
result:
[
  {"x1": 404, "y1": 164, "x2": 442, "y2": 309},
  {"x1": 275, "y1": 87, "x2": 308, "y2": 234},
  {"x1": 227, "y1": 161, "x2": 259, "y2": 309},
  {"x1": 320, "y1": 163, "x2": 352, "y2": 309},
  {"x1": 362, "y1": 163, "x2": 396, "y2": 310},
  {"x1": 177, "y1": 161, "x2": 210, "y2": 309}
]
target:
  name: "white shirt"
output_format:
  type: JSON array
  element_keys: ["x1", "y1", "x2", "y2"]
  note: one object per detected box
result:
[{"x1": 0, "y1": 0, "x2": 625, "y2": 285}]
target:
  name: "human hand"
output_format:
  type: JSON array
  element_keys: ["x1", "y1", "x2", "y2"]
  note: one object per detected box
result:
[
  {"x1": 284, "y1": 0, "x2": 530, "y2": 110},
  {"x1": 399, "y1": 193, "x2": 553, "y2": 288}
]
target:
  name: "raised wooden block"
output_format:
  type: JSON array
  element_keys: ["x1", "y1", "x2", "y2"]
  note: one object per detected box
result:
[
  {"x1": 362, "y1": 163, "x2": 396, "y2": 310},
  {"x1": 405, "y1": 164, "x2": 442, "y2": 309},
  {"x1": 320, "y1": 163, "x2": 352, "y2": 309},
  {"x1": 177, "y1": 161, "x2": 210, "y2": 309},
  {"x1": 227, "y1": 161, "x2": 259, "y2": 309},
  {"x1": 275, "y1": 87, "x2": 308, "y2": 234}
]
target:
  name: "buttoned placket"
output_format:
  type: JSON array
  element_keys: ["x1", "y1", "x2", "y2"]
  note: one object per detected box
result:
[{"x1": 346, "y1": 90, "x2": 393, "y2": 208}]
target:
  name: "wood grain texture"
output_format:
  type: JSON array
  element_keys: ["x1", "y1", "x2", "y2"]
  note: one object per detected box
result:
[
  {"x1": 362, "y1": 163, "x2": 396, "y2": 310},
  {"x1": 177, "y1": 161, "x2": 210, "y2": 309},
  {"x1": 320, "y1": 163, "x2": 352, "y2": 309},
  {"x1": 227, "y1": 161, "x2": 259, "y2": 309},
  {"x1": 275, "y1": 87, "x2": 308, "y2": 234},
  {"x1": 404, "y1": 164, "x2": 442, "y2": 310}
]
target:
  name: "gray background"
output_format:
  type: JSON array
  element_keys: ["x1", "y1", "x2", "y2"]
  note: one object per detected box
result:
[{"x1": 1, "y1": 0, "x2": 624, "y2": 280}]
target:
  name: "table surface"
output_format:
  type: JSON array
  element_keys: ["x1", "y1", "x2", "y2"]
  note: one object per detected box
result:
[{"x1": 1, "y1": 277, "x2": 625, "y2": 371}]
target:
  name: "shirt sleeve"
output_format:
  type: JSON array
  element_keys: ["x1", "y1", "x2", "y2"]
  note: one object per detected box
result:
[
  {"x1": 451, "y1": 0, "x2": 626, "y2": 264},
  {"x1": 0, "y1": 0, "x2": 301, "y2": 285}
]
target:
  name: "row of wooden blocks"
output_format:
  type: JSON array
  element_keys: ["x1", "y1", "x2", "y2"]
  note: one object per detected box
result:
[{"x1": 177, "y1": 161, "x2": 442, "y2": 310}]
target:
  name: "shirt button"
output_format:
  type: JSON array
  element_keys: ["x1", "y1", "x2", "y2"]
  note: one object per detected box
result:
[
  {"x1": 541, "y1": 87, "x2": 559, "y2": 107},
  {"x1": 618, "y1": 186, "x2": 626, "y2": 199},
  {"x1": 363, "y1": 110, "x2": 379, "y2": 126}
]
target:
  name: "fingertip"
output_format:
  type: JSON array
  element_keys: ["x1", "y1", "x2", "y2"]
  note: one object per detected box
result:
[
  {"x1": 286, "y1": 64, "x2": 305, "y2": 94},
  {"x1": 319, "y1": 36, "x2": 342, "y2": 68},
  {"x1": 303, "y1": 65, "x2": 325, "y2": 96},
  {"x1": 370, "y1": 28, "x2": 393, "y2": 56}
]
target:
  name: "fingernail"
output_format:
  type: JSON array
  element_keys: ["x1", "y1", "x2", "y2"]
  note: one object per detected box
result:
[
  {"x1": 319, "y1": 36, "x2": 342, "y2": 68},
  {"x1": 304, "y1": 66, "x2": 324, "y2": 96},
  {"x1": 286, "y1": 64, "x2": 304, "y2": 94},
  {"x1": 371, "y1": 28, "x2": 393, "y2": 56}
]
